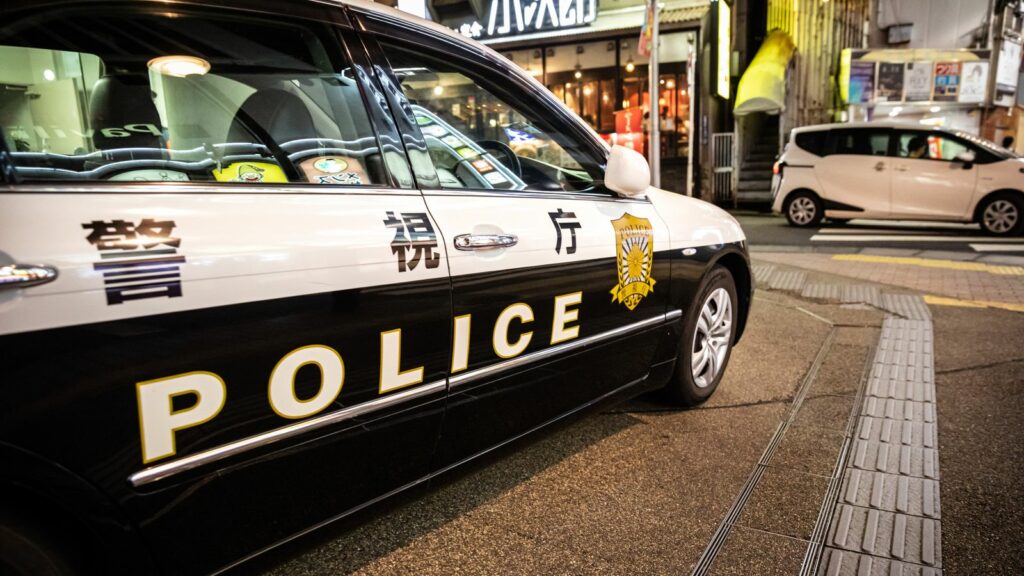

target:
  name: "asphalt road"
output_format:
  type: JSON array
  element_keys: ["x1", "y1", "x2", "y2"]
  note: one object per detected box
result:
[
  {"x1": 233, "y1": 260, "x2": 1024, "y2": 575},
  {"x1": 737, "y1": 212, "x2": 1024, "y2": 257}
]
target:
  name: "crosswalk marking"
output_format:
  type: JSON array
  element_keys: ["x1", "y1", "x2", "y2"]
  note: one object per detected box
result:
[
  {"x1": 969, "y1": 243, "x2": 1024, "y2": 252},
  {"x1": 810, "y1": 234, "x2": 1022, "y2": 243}
]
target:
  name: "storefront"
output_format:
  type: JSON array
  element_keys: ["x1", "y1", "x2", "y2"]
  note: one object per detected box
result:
[
  {"x1": 840, "y1": 49, "x2": 998, "y2": 137},
  {"x1": 419, "y1": 0, "x2": 710, "y2": 195}
]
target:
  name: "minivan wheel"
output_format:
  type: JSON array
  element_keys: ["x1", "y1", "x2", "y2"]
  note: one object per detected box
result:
[
  {"x1": 665, "y1": 266, "x2": 737, "y2": 406},
  {"x1": 978, "y1": 193, "x2": 1023, "y2": 236},
  {"x1": 784, "y1": 192, "x2": 823, "y2": 227}
]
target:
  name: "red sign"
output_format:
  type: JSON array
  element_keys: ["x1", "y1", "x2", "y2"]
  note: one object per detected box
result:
[{"x1": 614, "y1": 107, "x2": 644, "y2": 154}]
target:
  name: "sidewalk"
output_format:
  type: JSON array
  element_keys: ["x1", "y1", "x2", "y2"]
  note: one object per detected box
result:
[{"x1": 754, "y1": 251, "x2": 1024, "y2": 312}]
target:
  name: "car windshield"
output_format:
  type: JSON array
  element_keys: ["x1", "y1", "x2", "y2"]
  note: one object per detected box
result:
[{"x1": 955, "y1": 130, "x2": 1019, "y2": 159}]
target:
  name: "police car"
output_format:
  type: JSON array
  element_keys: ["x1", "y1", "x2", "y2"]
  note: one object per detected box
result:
[{"x1": 0, "y1": 1, "x2": 751, "y2": 573}]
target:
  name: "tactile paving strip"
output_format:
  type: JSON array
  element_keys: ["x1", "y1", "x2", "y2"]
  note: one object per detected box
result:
[
  {"x1": 880, "y1": 294, "x2": 932, "y2": 320},
  {"x1": 769, "y1": 270, "x2": 808, "y2": 291},
  {"x1": 842, "y1": 285, "x2": 883, "y2": 308},
  {"x1": 802, "y1": 283, "x2": 843, "y2": 301},
  {"x1": 820, "y1": 548, "x2": 943, "y2": 576},
  {"x1": 808, "y1": 316, "x2": 942, "y2": 575},
  {"x1": 752, "y1": 264, "x2": 777, "y2": 286}
]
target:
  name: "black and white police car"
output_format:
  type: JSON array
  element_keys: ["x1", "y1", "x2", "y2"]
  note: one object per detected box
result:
[{"x1": 0, "y1": 0, "x2": 751, "y2": 573}]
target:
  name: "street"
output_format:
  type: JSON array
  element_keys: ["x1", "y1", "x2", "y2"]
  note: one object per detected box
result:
[{"x1": 238, "y1": 216, "x2": 1024, "y2": 576}]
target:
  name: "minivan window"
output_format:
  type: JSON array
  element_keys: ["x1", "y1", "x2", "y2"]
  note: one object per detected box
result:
[
  {"x1": 827, "y1": 129, "x2": 889, "y2": 156},
  {"x1": 794, "y1": 131, "x2": 827, "y2": 156},
  {"x1": 896, "y1": 132, "x2": 970, "y2": 161},
  {"x1": 378, "y1": 41, "x2": 601, "y2": 193},
  {"x1": 0, "y1": 10, "x2": 387, "y2": 186}
]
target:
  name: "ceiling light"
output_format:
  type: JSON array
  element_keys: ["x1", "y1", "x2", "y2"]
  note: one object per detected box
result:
[
  {"x1": 147, "y1": 55, "x2": 210, "y2": 78},
  {"x1": 625, "y1": 59, "x2": 635, "y2": 73}
]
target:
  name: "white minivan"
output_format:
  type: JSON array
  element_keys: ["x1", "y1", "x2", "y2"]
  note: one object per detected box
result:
[{"x1": 771, "y1": 123, "x2": 1024, "y2": 235}]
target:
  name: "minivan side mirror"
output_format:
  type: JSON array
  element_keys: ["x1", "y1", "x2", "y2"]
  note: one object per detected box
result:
[
  {"x1": 954, "y1": 150, "x2": 976, "y2": 168},
  {"x1": 605, "y1": 145, "x2": 650, "y2": 197}
]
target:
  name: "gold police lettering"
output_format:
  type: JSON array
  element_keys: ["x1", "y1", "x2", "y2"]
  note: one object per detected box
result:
[{"x1": 135, "y1": 292, "x2": 583, "y2": 464}]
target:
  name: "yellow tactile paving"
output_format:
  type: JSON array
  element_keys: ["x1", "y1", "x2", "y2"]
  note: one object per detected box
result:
[
  {"x1": 924, "y1": 295, "x2": 1024, "y2": 313},
  {"x1": 832, "y1": 254, "x2": 1024, "y2": 276}
]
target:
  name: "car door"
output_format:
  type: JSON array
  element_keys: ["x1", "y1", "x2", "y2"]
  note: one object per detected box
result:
[
  {"x1": 355, "y1": 16, "x2": 672, "y2": 470},
  {"x1": 890, "y1": 130, "x2": 979, "y2": 219},
  {"x1": 814, "y1": 128, "x2": 893, "y2": 216},
  {"x1": 0, "y1": 3, "x2": 448, "y2": 574}
]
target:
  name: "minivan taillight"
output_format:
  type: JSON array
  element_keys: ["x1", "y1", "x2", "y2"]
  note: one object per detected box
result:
[{"x1": 772, "y1": 161, "x2": 782, "y2": 176}]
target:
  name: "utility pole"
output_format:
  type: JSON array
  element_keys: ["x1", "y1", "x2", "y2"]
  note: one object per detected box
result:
[{"x1": 649, "y1": 0, "x2": 661, "y2": 188}]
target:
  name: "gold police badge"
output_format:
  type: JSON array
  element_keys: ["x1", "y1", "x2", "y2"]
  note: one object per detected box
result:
[{"x1": 609, "y1": 213, "x2": 656, "y2": 310}]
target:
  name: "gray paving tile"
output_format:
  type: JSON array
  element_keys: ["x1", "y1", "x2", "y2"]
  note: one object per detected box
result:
[
  {"x1": 803, "y1": 284, "x2": 843, "y2": 301},
  {"x1": 841, "y1": 285, "x2": 882, "y2": 307},
  {"x1": 860, "y1": 248, "x2": 922, "y2": 257},
  {"x1": 861, "y1": 397, "x2": 936, "y2": 423},
  {"x1": 840, "y1": 470, "x2": 941, "y2": 519},
  {"x1": 752, "y1": 264, "x2": 777, "y2": 285},
  {"x1": 855, "y1": 417, "x2": 938, "y2": 449},
  {"x1": 848, "y1": 441, "x2": 940, "y2": 480},
  {"x1": 880, "y1": 294, "x2": 932, "y2": 321},
  {"x1": 828, "y1": 504, "x2": 941, "y2": 567},
  {"x1": 770, "y1": 270, "x2": 809, "y2": 291},
  {"x1": 819, "y1": 547, "x2": 944, "y2": 575},
  {"x1": 976, "y1": 254, "x2": 1024, "y2": 266},
  {"x1": 915, "y1": 250, "x2": 979, "y2": 262}
]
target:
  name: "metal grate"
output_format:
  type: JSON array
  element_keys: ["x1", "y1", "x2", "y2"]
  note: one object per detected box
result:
[{"x1": 711, "y1": 132, "x2": 735, "y2": 204}]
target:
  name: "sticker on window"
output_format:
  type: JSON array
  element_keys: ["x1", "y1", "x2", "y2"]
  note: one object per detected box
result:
[
  {"x1": 299, "y1": 156, "x2": 369, "y2": 185},
  {"x1": 211, "y1": 162, "x2": 288, "y2": 183}
]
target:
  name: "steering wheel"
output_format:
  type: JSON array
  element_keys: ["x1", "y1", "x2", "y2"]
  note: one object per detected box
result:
[{"x1": 477, "y1": 140, "x2": 522, "y2": 179}]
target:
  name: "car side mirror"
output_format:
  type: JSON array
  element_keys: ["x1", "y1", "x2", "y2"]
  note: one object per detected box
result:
[
  {"x1": 605, "y1": 145, "x2": 650, "y2": 198},
  {"x1": 955, "y1": 150, "x2": 976, "y2": 168}
]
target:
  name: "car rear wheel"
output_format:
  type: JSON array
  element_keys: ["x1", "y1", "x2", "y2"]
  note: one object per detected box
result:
[
  {"x1": 978, "y1": 193, "x2": 1023, "y2": 236},
  {"x1": 784, "y1": 192, "x2": 823, "y2": 227},
  {"x1": 665, "y1": 266, "x2": 737, "y2": 406}
]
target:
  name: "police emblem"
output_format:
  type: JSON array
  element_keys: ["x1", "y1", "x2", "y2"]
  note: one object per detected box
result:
[{"x1": 609, "y1": 213, "x2": 656, "y2": 310}]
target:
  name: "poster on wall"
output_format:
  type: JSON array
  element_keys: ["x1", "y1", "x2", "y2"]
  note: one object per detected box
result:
[
  {"x1": 995, "y1": 39, "x2": 1022, "y2": 107},
  {"x1": 959, "y1": 61, "x2": 989, "y2": 103},
  {"x1": 848, "y1": 61, "x2": 876, "y2": 103},
  {"x1": 904, "y1": 61, "x2": 933, "y2": 101},
  {"x1": 876, "y1": 62, "x2": 904, "y2": 102},
  {"x1": 933, "y1": 61, "x2": 961, "y2": 101}
]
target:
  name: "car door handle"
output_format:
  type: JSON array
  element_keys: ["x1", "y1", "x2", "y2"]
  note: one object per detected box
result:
[
  {"x1": 0, "y1": 263, "x2": 59, "y2": 289},
  {"x1": 874, "y1": 161, "x2": 885, "y2": 171},
  {"x1": 453, "y1": 234, "x2": 518, "y2": 251}
]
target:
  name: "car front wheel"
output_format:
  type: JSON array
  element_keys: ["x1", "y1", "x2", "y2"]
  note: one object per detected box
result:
[
  {"x1": 784, "y1": 192, "x2": 823, "y2": 227},
  {"x1": 978, "y1": 193, "x2": 1023, "y2": 236},
  {"x1": 665, "y1": 266, "x2": 737, "y2": 406}
]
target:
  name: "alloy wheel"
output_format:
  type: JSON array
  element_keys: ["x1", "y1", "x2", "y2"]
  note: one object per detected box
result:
[
  {"x1": 691, "y1": 287, "x2": 733, "y2": 389},
  {"x1": 983, "y1": 200, "x2": 1019, "y2": 234},
  {"x1": 789, "y1": 197, "x2": 817, "y2": 226}
]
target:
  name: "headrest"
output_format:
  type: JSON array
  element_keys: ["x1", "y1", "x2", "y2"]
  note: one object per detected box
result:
[
  {"x1": 227, "y1": 89, "x2": 317, "y2": 146},
  {"x1": 89, "y1": 75, "x2": 163, "y2": 151}
]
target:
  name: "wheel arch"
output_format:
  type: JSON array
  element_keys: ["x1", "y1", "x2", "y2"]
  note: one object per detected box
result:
[
  {"x1": 0, "y1": 443, "x2": 154, "y2": 575},
  {"x1": 972, "y1": 188, "x2": 1024, "y2": 222},
  {"x1": 707, "y1": 249, "x2": 752, "y2": 345},
  {"x1": 781, "y1": 187, "x2": 822, "y2": 210}
]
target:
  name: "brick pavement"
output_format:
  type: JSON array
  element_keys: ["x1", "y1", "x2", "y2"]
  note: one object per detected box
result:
[{"x1": 753, "y1": 253, "x2": 1024, "y2": 309}]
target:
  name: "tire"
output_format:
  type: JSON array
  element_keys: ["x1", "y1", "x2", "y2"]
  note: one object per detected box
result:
[
  {"x1": 0, "y1": 509, "x2": 81, "y2": 576},
  {"x1": 665, "y1": 266, "x2": 738, "y2": 406},
  {"x1": 783, "y1": 191, "x2": 823, "y2": 227},
  {"x1": 977, "y1": 193, "x2": 1024, "y2": 236}
]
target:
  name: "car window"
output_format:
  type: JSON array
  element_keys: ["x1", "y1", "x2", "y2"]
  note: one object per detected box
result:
[
  {"x1": 378, "y1": 41, "x2": 600, "y2": 193},
  {"x1": 0, "y1": 10, "x2": 387, "y2": 186},
  {"x1": 827, "y1": 129, "x2": 890, "y2": 156},
  {"x1": 897, "y1": 132, "x2": 970, "y2": 161},
  {"x1": 794, "y1": 131, "x2": 827, "y2": 156}
]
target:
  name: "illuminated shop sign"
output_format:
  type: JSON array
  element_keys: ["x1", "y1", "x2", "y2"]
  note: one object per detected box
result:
[
  {"x1": 457, "y1": 0, "x2": 598, "y2": 40},
  {"x1": 712, "y1": 0, "x2": 731, "y2": 99}
]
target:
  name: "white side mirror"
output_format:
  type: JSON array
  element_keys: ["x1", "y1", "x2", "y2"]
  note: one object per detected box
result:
[{"x1": 605, "y1": 145, "x2": 650, "y2": 198}]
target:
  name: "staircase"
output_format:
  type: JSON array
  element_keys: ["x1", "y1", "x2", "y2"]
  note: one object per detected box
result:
[{"x1": 736, "y1": 117, "x2": 779, "y2": 205}]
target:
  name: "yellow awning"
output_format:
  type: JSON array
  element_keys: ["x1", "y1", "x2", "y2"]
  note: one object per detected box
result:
[{"x1": 733, "y1": 30, "x2": 795, "y2": 116}]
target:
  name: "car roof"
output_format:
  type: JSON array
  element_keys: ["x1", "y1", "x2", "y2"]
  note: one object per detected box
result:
[{"x1": 791, "y1": 122, "x2": 969, "y2": 134}]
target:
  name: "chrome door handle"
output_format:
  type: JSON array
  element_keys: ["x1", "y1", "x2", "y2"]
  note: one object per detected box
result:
[
  {"x1": 874, "y1": 161, "x2": 885, "y2": 171},
  {"x1": 453, "y1": 234, "x2": 518, "y2": 251},
  {"x1": 0, "y1": 263, "x2": 59, "y2": 289}
]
